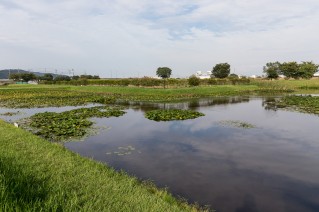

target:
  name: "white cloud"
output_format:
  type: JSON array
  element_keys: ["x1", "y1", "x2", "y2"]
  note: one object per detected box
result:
[{"x1": 0, "y1": 0, "x2": 318, "y2": 77}]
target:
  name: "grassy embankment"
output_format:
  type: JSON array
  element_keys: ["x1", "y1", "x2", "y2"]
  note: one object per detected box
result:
[
  {"x1": 0, "y1": 84, "x2": 261, "y2": 108},
  {"x1": 0, "y1": 120, "x2": 203, "y2": 211},
  {"x1": 5, "y1": 78, "x2": 319, "y2": 103},
  {"x1": 1, "y1": 79, "x2": 309, "y2": 107},
  {"x1": 251, "y1": 78, "x2": 319, "y2": 94}
]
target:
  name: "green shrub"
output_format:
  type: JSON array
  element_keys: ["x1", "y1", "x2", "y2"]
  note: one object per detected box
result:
[{"x1": 188, "y1": 75, "x2": 200, "y2": 86}]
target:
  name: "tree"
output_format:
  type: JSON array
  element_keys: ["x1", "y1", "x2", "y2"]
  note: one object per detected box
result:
[
  {"x1": 156, "y1": 67, "x2": 172, "y2": 88},
  {"x1": 188, "y1": 75, "x2": 200, "y2": 86},
  {"x1": 298, "y1": 61, "x2": 319, "y2": 79},
  {"x1": 79, "y1": 74, "x2": 100, "y2": 79},
  {"x1": 55, "y1": 75, "x2": 71, "y2": 81},
  {"x1": 21, "y1": 73, "x2": 37, "y2": 82},
  {"x1": 40, "y1": 73, "x2": 54, "y2": 81},
  {"x1": 72, "y1": 75, "x2": 80, "y2": 80},
  {"x1": 279, "y1": 62, "x2": 299, "y2": 79},
  {"x1": 9, "y1": 73, "x2": 36, "y2": 82},
  {"x1": 228, "y1": 73, "x2": 239, "y2": 79},
  {"x1": 263, "y1": 62, "x2": 281, "y2": 80},
  {"x1": 212, "y1": 63, "x2": 230, "y2": 78},
  {"x1": 9, "y1": 73, "x2": 20, "y2": 81}
]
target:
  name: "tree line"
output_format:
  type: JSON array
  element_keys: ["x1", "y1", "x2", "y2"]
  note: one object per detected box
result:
[
  {"x1": 263, "y1": 61, "x2": 318, "y2": 79},
  {"x1": 156, "y1": 63, "x2": 232, "y2": 81},
  {"x1": 9, "y1": 73, "x2": 100, "y2": 82},
  {"x1": 7, "y1": 61, "x2": 318, "y2": 87},
  {"x1": 156, "y1": 63, "x2": 247, "y2": 88},
  {"x1": 156, "y1": 61, "x2": 318, "y2": 87}
]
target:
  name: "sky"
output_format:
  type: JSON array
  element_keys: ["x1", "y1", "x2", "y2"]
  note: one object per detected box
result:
[{"x1": 0, "y1": 0, "x2": 318, "y2": 78}]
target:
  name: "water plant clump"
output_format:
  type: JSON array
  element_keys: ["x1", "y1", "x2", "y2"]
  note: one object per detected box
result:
[
  {"x1": 219, "y1": 120, "x2": 256, "y2": 129},
  {"x1": 0, "y1": 111, "x2": 21, "y2": 116},
  {"x1": 24, "y1": 106, "x2": 126, "y2": 141},
  {"x1": 272, "y1": 95, "x2": 319, "y2": 115},
  {"x1": 145, "y1": 109, "x2": 205, "y2": 121}
]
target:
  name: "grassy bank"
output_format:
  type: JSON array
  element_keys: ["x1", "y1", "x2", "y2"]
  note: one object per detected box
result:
[
  {"x1": 251, "y1": 78, "x2": 319, "y2": 94},
  {"x1": 0, "y1": 120, "x2": 203, "y2": 211},
  {"x1": 0, "y1": 82, "x2": 296, "y2": 108}
]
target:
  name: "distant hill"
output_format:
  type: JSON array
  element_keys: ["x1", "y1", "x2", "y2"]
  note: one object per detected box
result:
[{"x1": 0, "y1": 69, "x2": 65, "y2": 79}]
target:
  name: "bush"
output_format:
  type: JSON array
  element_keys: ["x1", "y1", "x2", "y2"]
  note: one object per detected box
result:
[
  {"x1": 212, "y1": 63, "x2": 231, "y2": 78},
  {"x1": 188, "y1": 75, "x2": 200, "y2": 86}
]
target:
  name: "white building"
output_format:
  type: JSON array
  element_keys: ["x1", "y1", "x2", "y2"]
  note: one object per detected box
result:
[
  {"x1": 195, "y1": 71, "x2": 212, "y2": 79},
  {"x1": 250, "y1": 75, "x2": 257, "y2": 79}
]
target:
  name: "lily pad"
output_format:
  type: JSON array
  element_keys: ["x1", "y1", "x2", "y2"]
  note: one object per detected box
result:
[
  {"x1": 145, "y1": 109, "x2": 204, "y2": 121},
  {"x1": 21, "y1": 106, "x2": 126, "y2": 142}
]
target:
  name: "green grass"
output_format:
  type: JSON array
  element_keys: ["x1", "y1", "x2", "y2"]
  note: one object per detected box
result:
[
  {"x1": 0, "y1": 86, "x2": 115, "y2": 108},
  {"x1": 0, "y1": 85, "x2": 259, "y2": 108},
  {"x1": 0, "y1": 82, "x2": 309, "y2": 108},
  {"x1": 0, "y1": 120, "x2": 204, "y2": 211},
  {"x1": 70, "y1": 85, "x2": 259, "y2": 101},
  {"x1": 4, "y1": 79, "x2": 319, "y2": 108},
  {"x1": 251, "y1": 78, "x2": 319, "y2": 94}
]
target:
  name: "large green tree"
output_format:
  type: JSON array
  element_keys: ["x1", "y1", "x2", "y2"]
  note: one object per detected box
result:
[
  {"x1": 279, "y1": 62, "x2": 300, "y2": 79},
  {"x1": 21, "y1": 73, "x2": 37, "y2": 82},
  {"x1": 279, "y1": 61, "x2": 319, "y2": 79},
  {"x1": 9, "y1": 73, "x2": 37, "y2": 82},
  {"x1": 212, "y1": 63, "x2": 230, "y2": 78},
  {"x1": 263, "y1": 62, "x2": 281, "y2": 79},
  {"x1": 40, "y1": 73, "x2": 54, "y2": 81},
  {"x1": 298, "y1": 61, "x2": 319, "y2": 79},
  {"x1": 156, "y1": 67, "x2": 172, "y2": 88},
  {"x1": 9, "y1": 73, "x2": 20, "y2": 81}
]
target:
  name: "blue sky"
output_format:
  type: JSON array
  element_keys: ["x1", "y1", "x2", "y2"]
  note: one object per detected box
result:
[{"x1": 0, "y1": 0, "x2": 318, "y2": 78}]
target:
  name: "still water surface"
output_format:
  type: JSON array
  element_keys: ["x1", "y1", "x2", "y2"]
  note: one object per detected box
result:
[{"x1": 2, "y1": 97, "x2": 319, "y2": 212}]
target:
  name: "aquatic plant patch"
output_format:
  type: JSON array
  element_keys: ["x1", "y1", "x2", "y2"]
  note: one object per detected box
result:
[
  {"x1": 145, "y1": 109, "x2": 205, "y2": 121},
  {"x1": 272, "y1": 95, "x2": 319, "y2": 115},
  {"x1": 0, "y1": 111, "x2": 21, "y2": 116},
  {"x1": 22, "y1": 106, "x2": 126, "y2": 141},
  {"x1": 219, "y1": 120, "x2": 256, "y2": 129}
]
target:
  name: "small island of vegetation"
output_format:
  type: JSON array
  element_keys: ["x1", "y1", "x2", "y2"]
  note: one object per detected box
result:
[{"x1": 145, "y1": 109, "x2": 205, "y2": 121}]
